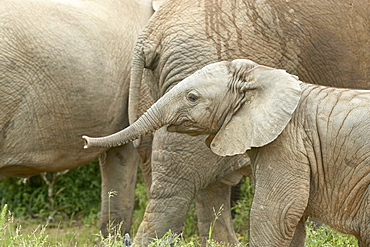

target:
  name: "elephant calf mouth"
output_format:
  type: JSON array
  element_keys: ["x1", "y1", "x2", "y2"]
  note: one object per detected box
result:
[{"x1": 167, "y1": 122, "x2": 208, "y2": 136}]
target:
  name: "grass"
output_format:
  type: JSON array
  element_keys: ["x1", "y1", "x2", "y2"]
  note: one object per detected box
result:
[
  {"x1": 0, "y1": 204, "x2": 99, "y2": 246},
  {"x1": 0, "y1": 169, "x2": 359, "y2": 246},
  {"x1": 0, "y1": 203, "x2": 358, "y2": 246}
]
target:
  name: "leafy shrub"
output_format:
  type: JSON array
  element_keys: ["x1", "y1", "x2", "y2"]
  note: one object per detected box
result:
[
  {"x1": 0, "y1": 160, "x2": 101, "y2": 222},
  {"x1": 305, "y1": 221, "x2": 358, "y2": 246}
]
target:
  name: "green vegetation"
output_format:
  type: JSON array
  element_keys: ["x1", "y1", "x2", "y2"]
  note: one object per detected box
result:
[
  {"x1": 305, "y1": 221, "x2": 358, "y2": 246},
  {"x1": 0, "y1": 160, "x2": 101, "y2": 222},
  {"x1": 0, "y1": 163, "x2": 358, "y2": 246}
]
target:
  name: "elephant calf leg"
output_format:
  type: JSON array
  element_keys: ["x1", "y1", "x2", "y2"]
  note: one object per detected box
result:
[
  {"x1": 289, "y1": 218, "x2": 306, "y2": 247},
  {"x1": 249, "y1": 161, "x2": 310, "y2": 246},
  {"x1": 99, "y1": 144, "x2": 139, "y2": 237}
]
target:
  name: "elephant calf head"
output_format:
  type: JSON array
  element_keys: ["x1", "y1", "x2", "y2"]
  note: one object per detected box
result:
[{"x1": 83, "y1": 59, "x2": 301, "y2": 156}]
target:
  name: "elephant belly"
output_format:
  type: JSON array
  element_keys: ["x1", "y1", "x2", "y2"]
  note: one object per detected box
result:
[{"x1": 0, "y1": 147, "x2": 102, "y2": 178}]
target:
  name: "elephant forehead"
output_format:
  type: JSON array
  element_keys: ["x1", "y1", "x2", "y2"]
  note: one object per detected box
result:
[
  {"x1": 191, "y1": 65, "x2": 230, "y2": 85},
  {"x1": 185, "y1": 74, "x2": 229, "y2": 95},
  {"x1": 174, "y1": 62, "x2": 231, "y2": 94},
  {"x1": 202, "y1": 61, "x2": 230, "y2": 77}
]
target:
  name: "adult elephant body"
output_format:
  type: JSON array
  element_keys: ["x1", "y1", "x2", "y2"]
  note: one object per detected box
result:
[
  {"x1": 128, "y1": 0, "x2": 369, "y2": 244},
  {"x1": 0, "y1": 0, "x2": 153, "y2": 236}
]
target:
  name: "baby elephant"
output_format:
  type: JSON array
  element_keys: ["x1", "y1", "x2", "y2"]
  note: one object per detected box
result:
[{"x1": 83, "y1": 59, "x2": 370, "y2": 246}]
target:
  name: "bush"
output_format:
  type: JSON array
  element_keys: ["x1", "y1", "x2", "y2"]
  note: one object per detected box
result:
[
  {"x1": 305, "y1": 221, "x2": 358, "y2": 246},
  {"x1": 0, "y1": 160, "x2": 101, "y2": 222}
]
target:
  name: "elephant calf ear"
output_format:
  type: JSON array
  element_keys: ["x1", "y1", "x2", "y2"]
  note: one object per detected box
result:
[
  {"x1": 152, "y1": 0, "x2": 167, "y2": 11},
  {"x1": 210, "y1": 64, "x2": 302, "y2": 157}
]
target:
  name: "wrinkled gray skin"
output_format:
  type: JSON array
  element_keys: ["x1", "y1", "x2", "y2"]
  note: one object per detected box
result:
[
  {"x1": 0, "y1": 0, "x2": 153, "y2": 236},
  {"x1": 83, "y1": 59, "x2": 370, "y2": 246},
  {"x1": 94, "y1": 0, "x2": 369, "y2": 245}
]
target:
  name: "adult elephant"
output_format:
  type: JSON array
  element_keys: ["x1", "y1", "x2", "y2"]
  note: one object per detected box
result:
[
  {"x1": 0, "y1": 0, "x2": 153, "y2": 236},
  {"x1": 126, "y1": 0, "x2": 369, "y2": 245}
]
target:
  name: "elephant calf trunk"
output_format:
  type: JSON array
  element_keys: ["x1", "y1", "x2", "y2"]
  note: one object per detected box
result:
[
  {"x1": 82, "y1": 104, "x2": 166, "y2": 149},
  {"x1": 82, "y1": 135, "x2": 123, "y2": 149},
  {"x1": 82, "y1": 135, "x2": 95, "y2": 149}
]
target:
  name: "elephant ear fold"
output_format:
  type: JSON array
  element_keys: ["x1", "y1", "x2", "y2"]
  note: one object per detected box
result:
[
  {"x1": 152, "y1": 0, "x2": 167, "y2": 11},
  {"x1": 210, "y1": 63, "x2": 302, "y2": 156}
]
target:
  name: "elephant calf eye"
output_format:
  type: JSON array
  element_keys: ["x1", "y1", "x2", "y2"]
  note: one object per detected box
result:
[{"x1": 187, "y1": 93, "x2": 199, "y2": 102}]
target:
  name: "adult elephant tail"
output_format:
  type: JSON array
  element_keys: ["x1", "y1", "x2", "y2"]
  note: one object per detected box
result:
[
  {"x1": 128, "y1": 36, "x2": 159, "y2": 147},
  {"x1": 129, "y1": 38, "x2": 145, "y2": 126},
  {"x1": 128, "y1": 37, "x2": 146, "y2": 147}
]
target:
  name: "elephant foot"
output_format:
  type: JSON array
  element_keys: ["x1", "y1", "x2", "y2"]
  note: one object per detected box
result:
[{"x1": 100, "y1": 215, "x2": 130, "y2": 238}]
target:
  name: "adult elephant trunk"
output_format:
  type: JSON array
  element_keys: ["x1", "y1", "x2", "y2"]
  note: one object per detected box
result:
[{"x1": 83, "y1": 99, "x2": 166, "y2": 149}]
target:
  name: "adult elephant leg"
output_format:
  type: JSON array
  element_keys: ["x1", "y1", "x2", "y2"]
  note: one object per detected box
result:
[
  {"x1": 134, "y1": 127, "x2": 248, "y2": 245},
  {"x1": 196, "y1": 180, "x2": 239, "y2": 245},
  {"x1": 134, "y1": 129, "x2": 195, "y2": 245},
  {"x1": 99, "y1": 144, "x2": 140, "y2": 237},
  {"x1": 136, "y1": 134, "x2": 153, "y2": 198}
]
